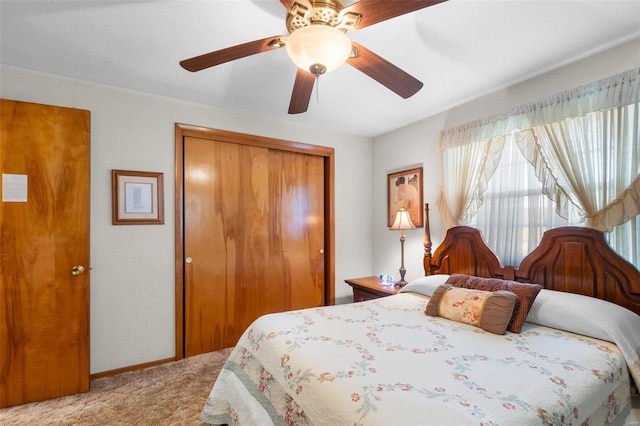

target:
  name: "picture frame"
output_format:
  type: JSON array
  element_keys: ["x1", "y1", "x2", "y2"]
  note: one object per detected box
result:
[
  {"x1": 112, "y1": 170, "x2": 164, "y2": 225},
  {"x1": 387, "y1": 166, "x2": 423, "y2": 228}
]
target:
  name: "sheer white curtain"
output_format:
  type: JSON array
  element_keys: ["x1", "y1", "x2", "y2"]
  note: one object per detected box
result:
[
  {"x1": 608, "y1": 214, "x2": 640, "y2": 266},
  {"x1": 470, "y1": 138, "x2": 569, "y2": 266},
  {"x1": 436, "y1": 110, "x2": 537, "y2": 228},
  {"x1": 516, "y1": 74, "x2": 640, "y2": 232},
  {"x1": 436, "y1": 134, "x2": 504, "y2": 230},
  {"x1": 438, "y1": 67, "x2": 640, "y2": 267}
]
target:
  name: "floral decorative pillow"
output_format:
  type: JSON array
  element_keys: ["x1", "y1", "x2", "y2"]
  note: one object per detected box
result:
[
  {"x1": 445, "y1": 274, "x2": 543, "y2": 333},
  {"x1": 425, "y1": 284, "x2": 518, "y2": 335}
]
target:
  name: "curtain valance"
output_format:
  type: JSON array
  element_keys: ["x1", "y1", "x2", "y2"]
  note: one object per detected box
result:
[{"x1": 440, "y1": 67, "x2": 640, "y2": 150}]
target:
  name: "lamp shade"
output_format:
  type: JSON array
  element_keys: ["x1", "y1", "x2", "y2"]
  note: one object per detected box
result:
[
  {"x1": 391, "y1": 209, "x2": 415, "y2": 231},
  {"x1": 285, "y1": 25, "x2": 352, "y2": 74}
]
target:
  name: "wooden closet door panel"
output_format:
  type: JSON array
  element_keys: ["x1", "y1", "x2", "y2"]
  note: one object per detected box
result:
[
  {"x1": 0, "y1": 100, "x2": 90, "y2": 408},
  {"x1": 268, "y1": 150, "x2": 325, "y2": 310},
  {"x1": 184, "y1": 137, "x2": 271, "y2": 355},
  {"x1": 184, "y1": 136, "x2": 326, "y2": 356},
  {"x1": 184, "y1": 136, "x2": 231, "y2": 354}
]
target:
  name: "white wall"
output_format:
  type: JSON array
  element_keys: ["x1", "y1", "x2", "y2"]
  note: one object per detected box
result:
[
  {"x1": 371, "y1": 114, "x2": 447, "y2": 284},
  {"x1": 372, "y1": 37, "x2": 640, "y2": 283},
  {"x1": 0, "y1": 65, "x2": 372, "y2": 373}
]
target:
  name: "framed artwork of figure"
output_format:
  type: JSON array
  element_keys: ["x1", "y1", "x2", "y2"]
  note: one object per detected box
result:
[{"x1": 387, "y1": 167, "x2": 423, "y2": 227}]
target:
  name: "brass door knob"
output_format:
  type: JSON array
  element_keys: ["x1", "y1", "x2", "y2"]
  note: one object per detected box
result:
[{"x1": 71, "y1": 265, "x2": 85, "y2": 276}]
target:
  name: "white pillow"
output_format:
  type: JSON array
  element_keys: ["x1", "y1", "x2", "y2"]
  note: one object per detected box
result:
[
  {"x1": 526, "y1": 288, "x2": 640, "y2": 387},
  {"x1": 398, "y1": 274, "x2": 450, "y2": 297}
]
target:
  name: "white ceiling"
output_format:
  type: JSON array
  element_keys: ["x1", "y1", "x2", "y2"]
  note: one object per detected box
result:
[{"x1": 1, "y1": 0, "x2": 639, "y2": 138}]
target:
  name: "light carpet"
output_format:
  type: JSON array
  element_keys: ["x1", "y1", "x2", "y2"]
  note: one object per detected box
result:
[{"x1": 0, "y1": 347, "x2": 232, "y2": 426}]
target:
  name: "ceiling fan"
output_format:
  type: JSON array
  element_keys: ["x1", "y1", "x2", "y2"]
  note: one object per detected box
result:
[{"x1": 180, "y1": 0, "x2": 447, "y2": 114}]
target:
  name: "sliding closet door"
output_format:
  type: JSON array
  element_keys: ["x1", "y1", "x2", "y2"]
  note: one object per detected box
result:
[
  {"x1": 0, "y1": 100, "x2": 90, "y2": 407},
  {"x1": 269, "y1": 149, "x2": 325, "y2": 311},
  {"x1": 183, "y1": 136, "x2": 325, "y2": 356}
]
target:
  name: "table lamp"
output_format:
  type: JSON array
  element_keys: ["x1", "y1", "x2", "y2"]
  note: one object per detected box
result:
[{"x1": 390, "y1": 208, "x2": 415, "y2": 287}]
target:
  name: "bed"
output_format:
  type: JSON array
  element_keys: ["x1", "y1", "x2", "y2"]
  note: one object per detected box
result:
[{"x1": 201, "y1": 213, "x2": 640, "y2": 425}]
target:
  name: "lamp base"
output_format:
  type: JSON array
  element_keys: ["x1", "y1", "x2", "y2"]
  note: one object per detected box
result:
[{"x1": 396, "y1": 262, "x2": 407, "y2": 288}]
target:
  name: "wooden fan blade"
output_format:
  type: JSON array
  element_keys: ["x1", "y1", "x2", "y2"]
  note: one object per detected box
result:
[
  {"x1": 346, "y1": 42, "x2": 423, "y2": 99},
  {"x1": 288, "y1": 69, "x2": 316, "y2": 114},
  {"x1": 180, "y1": 36, "x2": 285, "y2": 72},
  {"x1": 340, "y1": 0, "x2": 448, "y2": 30}
]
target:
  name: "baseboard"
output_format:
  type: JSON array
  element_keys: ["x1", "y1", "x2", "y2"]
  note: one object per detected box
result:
[{"x1": 89, "y1": 356, "x2": 176, "y2": 380}]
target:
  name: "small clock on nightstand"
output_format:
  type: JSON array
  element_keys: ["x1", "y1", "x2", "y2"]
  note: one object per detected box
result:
[{"x1": 344, "y1": 276, "x2": 401, "y2": 302}]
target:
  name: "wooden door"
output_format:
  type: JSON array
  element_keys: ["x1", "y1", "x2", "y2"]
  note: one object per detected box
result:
[
  {"x1": 0, "y1": 100, "x2": 90, "y2": 408},
  {"x1": 183, "y1": 136, "x2": 325, "y2": 356}
]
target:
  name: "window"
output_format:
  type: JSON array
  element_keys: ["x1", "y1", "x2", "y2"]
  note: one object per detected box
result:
[
  {"x1": 469, "y1": 134, "x2": 639, "y2": 268},
  {"x1": 468, "y1": 140, "x2": 568, "y2": 266},
  {"x1": 439, "y1": 68, "x2": 640, "y2": 270}
]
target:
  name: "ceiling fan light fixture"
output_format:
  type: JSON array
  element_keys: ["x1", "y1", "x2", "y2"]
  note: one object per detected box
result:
[{"x1": 285, "y1": 25, "x2": 352, "y2": 75}]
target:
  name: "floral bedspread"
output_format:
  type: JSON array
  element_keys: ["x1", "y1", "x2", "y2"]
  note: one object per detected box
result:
[{"x1": 201, "y1": 293, "x2": 631, "y2": 425}]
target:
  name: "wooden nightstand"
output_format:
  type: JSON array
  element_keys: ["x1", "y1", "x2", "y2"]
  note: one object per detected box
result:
[{"x1": 345, "y1": 276, "x2": 401, "y2": 302}]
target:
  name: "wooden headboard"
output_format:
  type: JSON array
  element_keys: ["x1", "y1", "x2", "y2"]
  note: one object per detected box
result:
[{"x1": 423, "y1": 208, "x2": 640, "y2": 316}]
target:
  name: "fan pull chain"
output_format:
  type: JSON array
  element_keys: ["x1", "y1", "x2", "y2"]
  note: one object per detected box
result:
[{"x1": 309, "y1": 63, "x2": 326, "y2": 106}]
